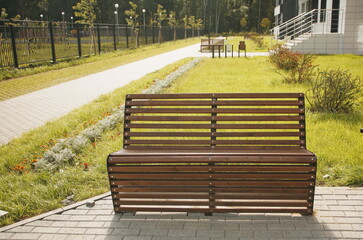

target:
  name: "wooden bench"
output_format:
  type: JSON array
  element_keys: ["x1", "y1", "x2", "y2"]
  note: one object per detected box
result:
[
  {"x1": 200, "y1": 38, "x2": 225, "y2": 52},
  {"x1": 107, "y1": 93, "x2": 317, "y2": 215}
]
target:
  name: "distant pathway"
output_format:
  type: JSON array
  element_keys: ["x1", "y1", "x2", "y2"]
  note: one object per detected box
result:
[{"x1": 0, "y1": 43, "x2": 268, "y2": 146}]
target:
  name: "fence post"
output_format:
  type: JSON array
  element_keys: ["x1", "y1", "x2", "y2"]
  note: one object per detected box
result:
[
  {"x1": 145, "y1": 26, "x2": 148, "y2": 45},
  {"x1": 113, "y1": 23, "x2": 117, "y2": 50},
  {"x1": 97, "y1": 23, "x2": 101, "y2": 54},
  {"x1": 152, "y1": 24, "x2": 155, "y2": 44},
  {"x1": 49, "y1": 21, "x2": 56, "y2": 63},
  {"x1": 125, "y1": 24, "x2": 129, "y2": 48},
  {"x1": 76, "y1": 23, "x2": 82, "y2": 57},
  {"x1": 9, "y1": 25, "x2": 19, "y2": 68}
]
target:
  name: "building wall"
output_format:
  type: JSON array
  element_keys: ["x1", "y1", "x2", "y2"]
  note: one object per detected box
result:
[{"x1": 342, "y1": 0, "x2": 363, "y2": 54}]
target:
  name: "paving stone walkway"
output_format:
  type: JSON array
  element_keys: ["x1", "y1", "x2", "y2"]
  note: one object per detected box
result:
[
  {"x1": 0, "y1": 42, "x2": 267, "y2": 146},
  {"x1": 1, "y1": 187, "x2": 362, "y2": 239}
]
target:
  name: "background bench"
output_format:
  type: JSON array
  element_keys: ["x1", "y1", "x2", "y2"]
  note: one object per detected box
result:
[
  {"x1": 200, "y1": 38, "x2": 225, "y2": 52},
  {"x1": 107, "y1": 93, "x2": 317, "y2": 215}
]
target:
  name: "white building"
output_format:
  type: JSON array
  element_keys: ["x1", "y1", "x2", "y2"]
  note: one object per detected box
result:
[{"x1": 273, "y1": 0, "x2": 363, "y2": 55}]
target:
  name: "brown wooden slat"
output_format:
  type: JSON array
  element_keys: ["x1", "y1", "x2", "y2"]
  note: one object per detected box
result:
[
  {"x1": 108, "y1": 165, "x2": 315, "y2": 173},
  {"x1": 125, "y1": 115, "x2": 304, "y2": 121},
  {"x1": 125, "y1": 131, "x2": 304, "y2": 137},
  {"x1": 114, "y1": 206, "x2": 309, "y2": 214},
  {"x1": 126, "y1": 140, "x2": 303, "y2": 145},
  {"x1": 126, "y1": 108, "x2": 304, "y2": 114},
  {"x1": 127, "y1": 100, "x2": 303, "y2": 106},
  {"x1": 108, "y1": 156, "x2": 315, "y2": 163},
  {"x1": 116, "y1": 200, "x2": 209, "y2": 206},
  {"x1": 109, "y1": 173, "x2": 314, "y2": 180},
  {"x1": 111, "y1": 187, "x2": 314, "y2": 194},
  {"x1": 126, "y1": 123, "x2": 303, "y2": 129},
  {"x1": 127, "y1": 93, "x2": 304, "y2": 99},
  {"x1": 111, "y1": 180, "x2": 314, "y2": 187},
  {"x1": 124, "y1": 146, "x2": 304, "y2": 150},
  {"x1": 113, "y1": 193, "x2": 310, "y2": 200},
  {"x1": 214, "y1": 201, "x2": 308, "y2": 207}
]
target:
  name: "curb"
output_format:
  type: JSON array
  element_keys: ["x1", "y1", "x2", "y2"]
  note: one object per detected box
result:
[{"x1": 0, "y1": 191, "x2": 111, "y2": 232}]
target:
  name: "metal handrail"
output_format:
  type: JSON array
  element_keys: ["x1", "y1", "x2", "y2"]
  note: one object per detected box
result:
[{"x1": 272, "y1": 9, "x2": 343, "y2": 41}]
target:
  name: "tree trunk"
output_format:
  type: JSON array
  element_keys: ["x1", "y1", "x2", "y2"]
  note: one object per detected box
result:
[{"x1": 158, "y1": 27, "x2": 162, "y2": 43}]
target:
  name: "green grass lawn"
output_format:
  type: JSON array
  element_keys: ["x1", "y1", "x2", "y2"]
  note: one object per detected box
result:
[
  {"x1": 163, "y1": 56, "x2": 363, "y2": 186},
  {"x1": 225, "y1": 35, "x2": 276, "y2": 52},
  {"x1": 0, "y1": 58, "x2": 192, "y2": 226},
  {"x1": 0, "y1": 38, "x2": 200, "y2": 101}
]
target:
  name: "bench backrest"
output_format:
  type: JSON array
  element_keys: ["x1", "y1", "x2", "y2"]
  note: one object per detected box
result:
[
  {"x1": 201, "y1": 38, "x2": 224, "y2": 46},
  {"x1": 123, "y1": 93, "x2": 306, "y2": 151}
]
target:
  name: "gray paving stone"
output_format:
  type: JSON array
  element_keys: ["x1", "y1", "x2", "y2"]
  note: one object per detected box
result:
[
  {"x1": 196, "y1": 229, "x2": 225, "y2": 238},
  {"x1": 0, "y1": 232, "x2": 14, "y2": 239},
  {"x1": 77, "y1": 221, "x2": 105, "y2": 228},
  {"x1": 129, "y1": 222, "x2": 157, "y2": 229},
  {"x1": 65, "y1": 235, "x2": 96, "y2": 240},
  {"x1": 211, "y1": 222, "x2": 239, "y2": 229},
  {"x1": 87, "y1": 210, "x2": 114, "y2": 215},
  {"x1": 318, "y1": 211, "x2": 346, "y2": 217},
  {"x1": 124, "y1": 237, "x2": 152, "y2": 240},
  {"x1": 44, "y1": 214, "x2": 71, "y2": 221},
  {"x1": 254, "y1": 230, "x2": 283, "y2": 238},
  {"x1": 341, "y1": 231, "x2": 363, "y2": 239},
  {"x1": 57, "y1": 227, "x2": 88, "y2": 234},
  {"x1": 85, "y1": 228, "x2": 114, "y2": 235},
  {"x1": 312, "y1": 230, "x2": 343, "y2": 238},
  {"x1": 323, "y1": 223, "x2": 353, "y2": 230},
  {"x1": 329, "y1": 205, "x2": 356, "y2": 211},
  {"x1": 140, "y1": 229, "x2": 168, "y2": 237},
  {"x1": 294, "y1": 223, "x2": 325, "y2": 230},
  {"x1": 7, "y1": 226, "x2": 35, "y2": 233},
  {"x1": 352, "y1": 224, "x2": 363, "y2": 230},
  {"x1": 32, "y1": 226, "x2": 61, "y2": 233},
  {"x1": 112, "y1": 228, "x2": 141, "y2": 236},
  {"x1": 283, "y1": 230, "x2": 313, "y2": 238},
  {"x1": 51, "y1": 222, "x2": 79, "y2": 227},
  {"x1": 152, "y1": 237, "x2": 181, "y2": 240},
  {"x1": 168, "y1": 229, "x2": 196, "y2": 237},
  {"x1": 10, "y1": 233, "x2": 41, "y2": 239},
  {"x1": 345, "y1": 211, "x2": 363, "y2": 217},
  {"x1": 26, "y1": 220, "x2": 54, "y2": 227},
  {"x1": 240, "y1": 223, "x2": 268, "y2": 230},
  {"x1": 94, "y1": 215, "x2": 122, "y2": 222},
  {"x1": 94, "y1": 236, "x2": 121, "y2": 240},
  {"x1": 62, "y1": 210, "x2": 89, "y2": 215},
  {"x1": 68, "y1": 215, "x2": 96, "y2": 221},
  {"x1": 156, "y1": 221, "x2": 185, "y2": 229},
  {"x1": 267, "y1": 223, "x2": 295, "y2": 230},
  {"x1": 333, "y1": 217, "x2": 362, "y2": 223},
  {"x1": 338, "y1": 200, "x2": 363, "y2": 206},
  {"x1": 38, "y1": 234, "x2": 68, "y2": 240},
  {"x1": 184, "y1": 222, "x2": 211, "y2": 229}
]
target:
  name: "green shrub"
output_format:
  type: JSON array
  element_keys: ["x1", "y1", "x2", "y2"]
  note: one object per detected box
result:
[
  {"x1": 269, "y1": 44, "x2": 316, "y2": 84},
  {"x1": 307, "y1": 68, "x2": 363, "y2": 113}
]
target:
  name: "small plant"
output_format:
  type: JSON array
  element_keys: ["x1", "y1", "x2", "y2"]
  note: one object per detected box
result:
[
  {"x1": 269, "y1": 44, "x2": 316, "y2": 84},
  {"x1": 306, "y1": 68, "x2": 363, "y2": 113}
]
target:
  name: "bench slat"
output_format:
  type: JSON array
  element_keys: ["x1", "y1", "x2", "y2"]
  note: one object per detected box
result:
[
  {"x1": 126, "y1": 115, "x2": 304, "y2": 121},
  {"x1": 125, "y1": 132, "x2": 304, "y2": 137},
  {"x1": 126, "y1": 108, "x2": 304, "y2": 114},
  {"x1": 125, "y1": 139, "x2": 303, "y2": 145},
  {"x1": 128, "y1": 93, "x2": 304, "y2": 99},
  {"x1": 126, "y1": 123, "x2": 303, "y2": 129},
  {"x1": 127, "y1": 100, "x2": 303, "y2": 106}
]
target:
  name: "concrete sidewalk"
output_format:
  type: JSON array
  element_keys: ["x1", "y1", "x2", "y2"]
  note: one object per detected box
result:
[{"x1": 1, "y1": 187, "x2": 362, "y2": 239}]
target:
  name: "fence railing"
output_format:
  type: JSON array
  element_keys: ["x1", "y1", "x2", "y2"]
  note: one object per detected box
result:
[{"x1": 0, "y1": 20, "x2": 202, "y2": 68}]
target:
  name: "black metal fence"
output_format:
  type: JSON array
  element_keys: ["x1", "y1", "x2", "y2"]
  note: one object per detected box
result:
[{"x1": 0, "y1": 20, "x2": 201, "y2": 68}]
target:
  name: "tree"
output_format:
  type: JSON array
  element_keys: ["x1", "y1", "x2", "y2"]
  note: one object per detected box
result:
[
  {"x1": 182, "y1": 15, "x2": 189, "y2": 39},
  {"x1": 188, "y1": 15, "x2": 196, "y2": 37},
  {"x1": 73, "y1": 0, "x2": 97, "y2": 53},
  {"x1": 125, "y1": 1, "x2": 140, "y2": 48},
  {"x1": 260, "y1": 17, "x2": 271, "y2": 34},
  {"x1": 168, "y1": 10, "x2": 177, "y2": 41},
  {"x1": 0, "y1": 8, "x2": 8, "y2": 19},
  {"x1": 155, "y1": 4, "x2": 167, "y2": 43},
  {"x1": 195, "y1": 18, "x2": 203, "y2": 37},
  {"x1": 240, "y1": 17, "x2": 247, "y2": 32}
]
